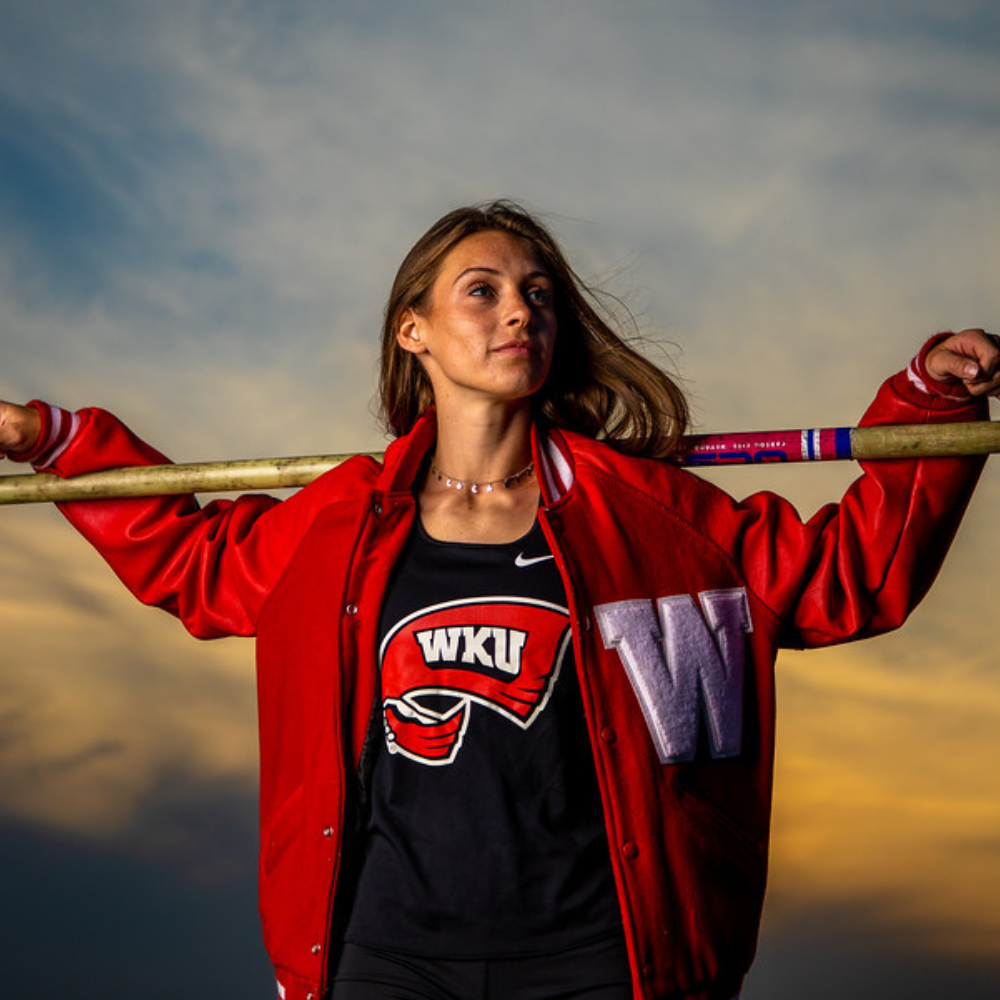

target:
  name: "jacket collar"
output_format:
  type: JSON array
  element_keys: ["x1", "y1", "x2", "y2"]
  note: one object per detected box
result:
[
  {"x1": 377, "y1": 411, "x2": 438, "y2": 495},
  {"x1": 535, "y1": 424, "x2": 575, "y2": 504},
  {"x1": 375, "y1": 410, "x2": 578, "y2": 504}
]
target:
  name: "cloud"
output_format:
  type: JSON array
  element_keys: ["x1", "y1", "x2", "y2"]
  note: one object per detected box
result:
[
  {"x1": 0, "y1": 508, "x2": 258, "y2": 838},
  {"x1": 3, "y1": 0, "x2": 998, "y2": 441},
  {"x1": 1, "y1": 2, "x2": 999, "y2": 996},
  {"x1": 766, "y1": 641, "x2": 1000, "y2": 958}
]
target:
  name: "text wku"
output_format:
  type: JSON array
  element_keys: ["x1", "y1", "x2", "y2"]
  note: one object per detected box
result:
[{"x1": 414, "y1": 626, "x2": 529, "y2": 675}]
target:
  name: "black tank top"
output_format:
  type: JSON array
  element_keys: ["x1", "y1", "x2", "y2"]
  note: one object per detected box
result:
[{"x1": 342, "y1": 518, "x2": 621, "y2": 958}]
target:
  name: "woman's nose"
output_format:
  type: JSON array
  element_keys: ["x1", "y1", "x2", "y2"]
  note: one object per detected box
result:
[{"x1": 505, "y1": 292, "x2": 532, "y2": 326}]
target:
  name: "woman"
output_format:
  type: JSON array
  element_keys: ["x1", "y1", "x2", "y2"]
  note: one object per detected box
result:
[{"x1": 1, "y1": 201, "x2": 998, "y2": 1000}]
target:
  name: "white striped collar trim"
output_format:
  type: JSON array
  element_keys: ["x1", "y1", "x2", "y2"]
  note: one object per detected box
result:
[{"x1": 538, "y1": 433, "x2": 574, "y2": 502}]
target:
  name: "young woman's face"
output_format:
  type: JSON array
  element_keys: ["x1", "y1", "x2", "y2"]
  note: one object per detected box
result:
[{"x1": 397, "y1": 230, "x2": 558, "y2": 410}]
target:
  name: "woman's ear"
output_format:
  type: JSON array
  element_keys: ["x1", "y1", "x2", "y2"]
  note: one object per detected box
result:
[{"x1": 396, "y1": 309, "x2": 427, "y2": 355}]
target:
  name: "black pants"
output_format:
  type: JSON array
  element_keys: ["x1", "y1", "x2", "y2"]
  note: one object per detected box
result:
[{"x1": 330, "y1": 935, "x2": 633, "y2": 1000}]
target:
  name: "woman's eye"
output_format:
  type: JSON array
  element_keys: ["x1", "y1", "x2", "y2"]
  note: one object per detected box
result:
[
  {"x1": 469, "y1": 283, "x2": 493, "y2": 298},
  {"x1": 528, "y1": 287, "x2": 551, "y2": 305}
]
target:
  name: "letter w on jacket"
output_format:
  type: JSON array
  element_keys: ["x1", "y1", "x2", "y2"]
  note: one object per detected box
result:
[{"x1": 596, "y1": 588, "x2": 752, "y2": 763}]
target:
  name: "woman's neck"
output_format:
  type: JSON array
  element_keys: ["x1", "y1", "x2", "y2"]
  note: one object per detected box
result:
[
  {"x1": 430, "y1": 399, "x2": 534, "y2": 485},
  {"x1": 416, "y1": 399, "x2": 541, "y2": 544}
]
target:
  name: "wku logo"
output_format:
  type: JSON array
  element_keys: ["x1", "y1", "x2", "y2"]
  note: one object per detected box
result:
[
  {"x1": 595, "y1": 588, "x2": 752, "y2": 764},
  {"x1": 380, "y1": 598, "x2": 571, "y2": 766}
]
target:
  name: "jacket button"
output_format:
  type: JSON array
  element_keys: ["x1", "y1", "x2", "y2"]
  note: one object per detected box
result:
[
  {"x1": 600, "y1": 727, "x2": 617, "y2": 744},
  {"x1": 311, "y1": 943, "x2": 322, "y2": 955},
  {"x1": 371, "y1": 501, "x2": 383, "y2": 516},
  {"x1": 621, "y1": 841, "x2": 639, "y2": 860},
  {"x1": 345, "y1": 603, "x2": 358, "y2": 616},
  {"x1": 323, "y1": 826, "x2": 334, "y2": 838}
]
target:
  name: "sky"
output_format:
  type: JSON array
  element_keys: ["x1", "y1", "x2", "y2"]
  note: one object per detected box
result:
[{"x1": 1, "y1": 0, "x2": 999, "y2": 996}]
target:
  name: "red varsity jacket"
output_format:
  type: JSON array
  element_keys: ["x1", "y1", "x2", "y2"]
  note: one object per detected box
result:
[{"x1": 25, "y1": 350, "x2": 986, "y2": 1000}]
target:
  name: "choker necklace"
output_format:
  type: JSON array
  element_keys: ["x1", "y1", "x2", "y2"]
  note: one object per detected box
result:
[{"x1": 429, "y1": 458, "x2": 535, "y2": 494}]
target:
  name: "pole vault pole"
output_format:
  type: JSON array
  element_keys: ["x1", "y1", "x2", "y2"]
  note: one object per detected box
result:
[{"x1": 1, "y1": 422, "x2": 999, "y2": 506}]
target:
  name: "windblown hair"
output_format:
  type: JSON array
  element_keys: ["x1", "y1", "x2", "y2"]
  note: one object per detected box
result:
[{"x1": 378, "y1": 200, "x2": 689, "y2": 460}]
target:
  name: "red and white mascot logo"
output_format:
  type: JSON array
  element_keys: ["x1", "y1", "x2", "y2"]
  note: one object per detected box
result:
[{"x1": 380, "y1": 597, "x2": 571, "y2": 766}]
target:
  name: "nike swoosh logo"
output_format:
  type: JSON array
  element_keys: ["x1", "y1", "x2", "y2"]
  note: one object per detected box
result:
[{"x1": 515, "y1": 553, "x2": 555, "y2": 568}]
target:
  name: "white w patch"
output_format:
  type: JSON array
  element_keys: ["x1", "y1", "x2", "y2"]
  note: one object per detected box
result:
[{"x1": 595, "y1": 589, "x2": 752, "y2": 763}]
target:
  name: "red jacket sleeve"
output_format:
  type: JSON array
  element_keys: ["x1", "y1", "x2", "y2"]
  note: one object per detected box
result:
[
  {"x1": 731, "y1": 356, "x2": 988, "y2": 648},
  {"x1": 30, "y1": 405, "x2": 374, "y2": 639}
]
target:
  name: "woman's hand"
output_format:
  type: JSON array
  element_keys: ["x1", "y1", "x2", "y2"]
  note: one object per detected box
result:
[
  {"x1": 0, "y1": 400, "x2": 42, "y2": 460},
  {"x1": 925, "y1": 328, "x2": 1000, "y2": 398}
]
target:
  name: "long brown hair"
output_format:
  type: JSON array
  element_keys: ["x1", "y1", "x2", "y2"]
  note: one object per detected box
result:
[{"x1": 378, "y1": 201, "x2": 689, "y2": 460}]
